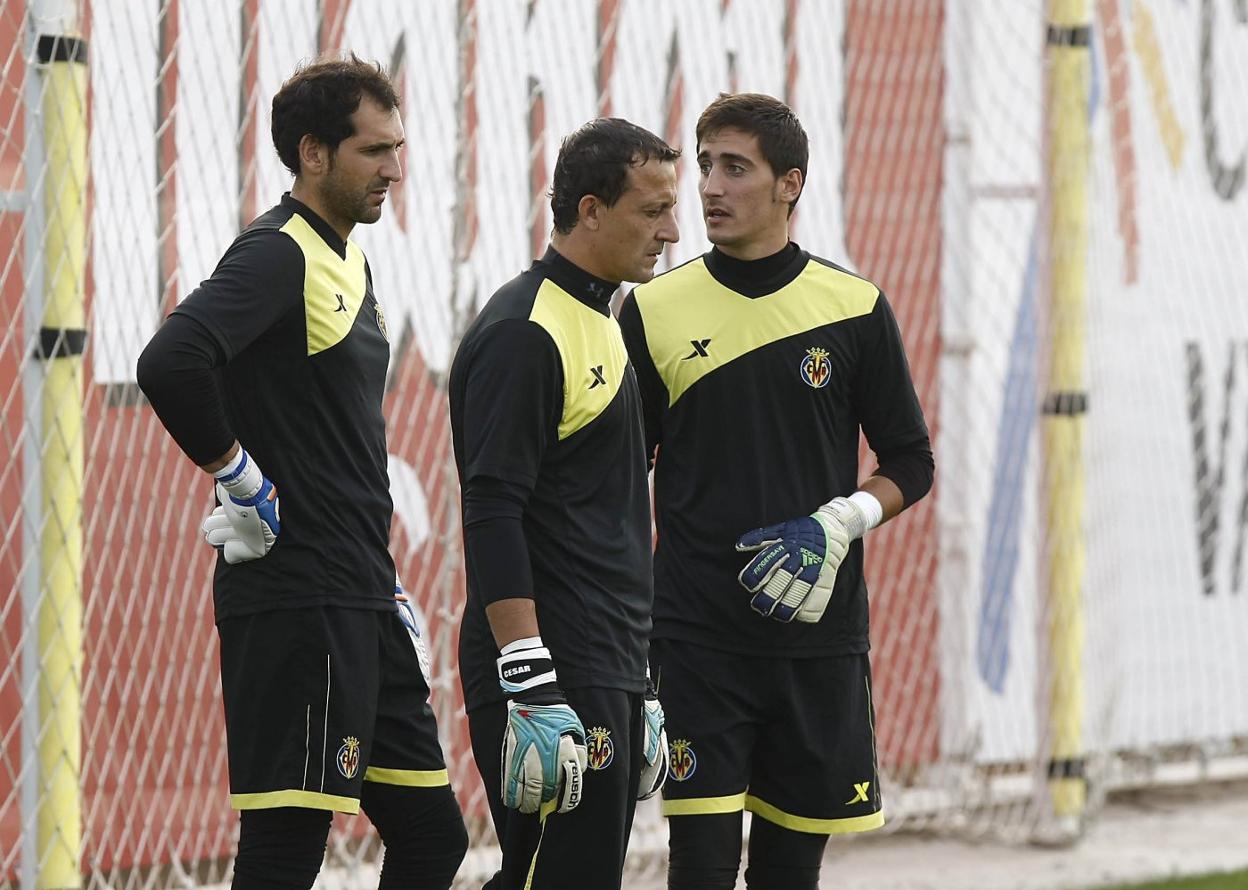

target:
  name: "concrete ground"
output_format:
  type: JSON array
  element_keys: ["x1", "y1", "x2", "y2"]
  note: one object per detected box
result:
[
  {"x1": 629, "y1": 781, "x2": 1248, "y2": 890},
  {"x1": 292, "y1": 778, "x2": 1248, "y2": 889}
]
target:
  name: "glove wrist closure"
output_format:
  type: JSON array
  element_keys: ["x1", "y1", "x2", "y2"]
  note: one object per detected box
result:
[{"x1": 497, "y1": 636, "x2": 564, "y2": 703}]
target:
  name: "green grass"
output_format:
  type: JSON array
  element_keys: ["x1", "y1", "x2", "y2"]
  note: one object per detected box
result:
[{"x1": 1099, "y1": 871, "x2": 1248, "y2": 890}]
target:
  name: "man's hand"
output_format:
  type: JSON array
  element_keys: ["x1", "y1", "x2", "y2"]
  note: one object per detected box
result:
[
  {"x1": 637, "y1": 671, "x2": 668, "y2": 800},
  {"x1": 735, "y1": 497, "x2": 867, "y2": 623},
  {"x1": 201, "y1": 449, "x2": 280, "y2": 564},
  {"x1": 497, "y1": 638, "x2": 587, "y2": 815}
]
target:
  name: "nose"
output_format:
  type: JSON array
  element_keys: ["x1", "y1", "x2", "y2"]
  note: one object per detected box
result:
[
  {"x1": 701, "y1": 168, "x2": 723, "y2": 198},
  {"x1": 658, "y1": 211, "x2": 680, "y2": 244},
  {"x1": 383, "y1": 150, "x2": 403, "y2": 184}
]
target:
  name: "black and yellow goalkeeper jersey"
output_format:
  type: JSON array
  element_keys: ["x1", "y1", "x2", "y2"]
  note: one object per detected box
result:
[
  {"x1": 619, "y1": 243, "x2": 932, "y2": 657},
  {"x1": 170, "y1": 194, "x2": 395, "y2": 620},
  {"x1": 450, "y1": 248, "x2": 653, "y2": 711}
]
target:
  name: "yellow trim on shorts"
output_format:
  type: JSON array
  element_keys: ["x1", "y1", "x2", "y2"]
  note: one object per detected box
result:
[
  {"x1": 523, "y1": 798, "x2": 559, "y2": 890},
  {"x1": 662, "y1": 792, "x2": 748, "y2": 816},
  {"x1": 745, "y1": 794, "x2": 885, "y2": 835},
  {"x1": 231, "y1": 789, "x2": 360, "y2": 814},
  {"x1": 363, "y1": 766, "x2": 450, "y2": 787}
]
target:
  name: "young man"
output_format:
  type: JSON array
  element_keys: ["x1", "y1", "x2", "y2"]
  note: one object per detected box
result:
[
  {"x1": 619, "y1": 93, "x2": 934, "y2": 889},
  {"x1": 136, "y1": 56, "x2": 467, "y2": 890},
  {"x1": 449, "y1": 118, "x2": 680, "y2": 889}
]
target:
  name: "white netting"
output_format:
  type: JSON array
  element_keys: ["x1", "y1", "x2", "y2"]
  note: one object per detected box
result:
[{"x1": 1, "y1": 0, "x2": 1246, "y2": 887}]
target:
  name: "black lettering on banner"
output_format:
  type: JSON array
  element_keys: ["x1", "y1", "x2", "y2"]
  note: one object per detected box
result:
[
  {"x1": 1185, "y1": 340, "x2": 1248, "y2": 595},
  {"x1": 1199, "y1": 0, "x2": 1248, "y2": 200}
]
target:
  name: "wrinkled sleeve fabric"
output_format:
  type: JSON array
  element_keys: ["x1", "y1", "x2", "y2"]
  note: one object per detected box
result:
[
  {"x1": 136, "y1": 231, "x2": 303, "y2": 466},
  {"x1": 457, "y1": 319, "x2": 563, "y2": 604},
  {"x1": 852, "y1": 293, "x2": 934, "y2": 508}
]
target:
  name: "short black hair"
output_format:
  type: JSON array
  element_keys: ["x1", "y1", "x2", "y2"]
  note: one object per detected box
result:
[
  {"x1": 271, "y1": 54, "x2": 400, "y2": 176},
  {"x1": 550, "y1": 119, "x2": 680, "y2": 235},
  {"x1": 696, "y1": 93, "x2": 808, "y2": 214}
]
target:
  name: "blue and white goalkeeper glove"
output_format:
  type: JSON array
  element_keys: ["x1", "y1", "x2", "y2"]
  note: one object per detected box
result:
[
  {"x1": 736, "y1": 497, "x2": 868, "y2": 624},
  {"x1": 637, "y1": 668, "x2": 668, "y2": 800},
  {"x1": 394, "y1": 574, "x2": 433, "y2": 688},
  {"x1": 497, "y1": 636, "x2": 587, "y2": 815},
  {"x1": 201, "y1": 448, "x2": 281, "y2": 564}
]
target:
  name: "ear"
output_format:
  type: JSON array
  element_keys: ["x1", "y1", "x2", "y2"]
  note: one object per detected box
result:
[
  {"x1": 776, "y1": 168, "x2": 804, "y2": 209},
  {"x1": 298, "y1": 133, "x2": 330, "y2": 176},
  {"x1": 577, "y1": 193, "x2": 603, "y2": 231}
]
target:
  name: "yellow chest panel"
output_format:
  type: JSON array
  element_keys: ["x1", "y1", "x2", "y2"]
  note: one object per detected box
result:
[
  {"x1": 634, "y1": 260, "x2": 879, "y2": 406},
  {"x1": 280, "y1": 214, "x2": 368, "y2": 356},
  {"x1": 529, "y1": 280, "x2": 628, "y2": 441}
]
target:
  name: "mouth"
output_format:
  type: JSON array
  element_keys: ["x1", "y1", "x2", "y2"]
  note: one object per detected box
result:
[{"x1": 705, "y1": 208, "x2": 730, "y2": 221}]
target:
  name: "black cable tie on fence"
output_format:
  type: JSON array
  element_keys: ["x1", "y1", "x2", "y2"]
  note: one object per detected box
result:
[
  {"x1": 1042, "y1": 391, "x2": 1089, "y2": 416},
  {"x1": 35, "y1": 327, "x2": 87, "y2": 359},
  {"x1": 1046, "y1": 757, "x2": 1086, "y2": 780},
  {"x1": 36, "y1": 35, "x2": 88, "y2": 65},
  {"x1": 1045, "y1": 24, "x2": 1091, "y2": 47}
]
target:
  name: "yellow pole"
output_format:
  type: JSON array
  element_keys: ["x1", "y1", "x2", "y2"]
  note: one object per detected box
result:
[
  {"x1": 1042, "y1": 0, "x2": 1090, "y2": 827},
  {"x1": 36, "y1": 29, "x2": 88, "y2": 889}
]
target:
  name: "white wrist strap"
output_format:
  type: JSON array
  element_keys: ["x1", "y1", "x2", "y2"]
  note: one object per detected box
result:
[
  {"x1": 501, "y1": 635, "x2": 544, "y2": 656},
  {"x1": 213, "y1": 448, "x2": 263, "y2": 500},
  {"x1": 848, "y1": 491, "x2": 884, "y2": 531}
]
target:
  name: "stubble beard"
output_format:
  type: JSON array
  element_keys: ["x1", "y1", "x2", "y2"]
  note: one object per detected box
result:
[{"x1": 322, "y1": 171, "x2": 382, "y2": 228}]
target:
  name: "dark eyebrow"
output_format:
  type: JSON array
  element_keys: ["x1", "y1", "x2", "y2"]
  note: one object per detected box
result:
[
  {"x1": 697, "y1": 151, "x2": 753, "y2": 166},
  {"x1": 361, "y1": 138, "x2": 405, "y2": 151}
]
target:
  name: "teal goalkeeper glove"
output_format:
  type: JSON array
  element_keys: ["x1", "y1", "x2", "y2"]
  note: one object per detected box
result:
[
  {"x1": 637, "y1": 669, "x2": 668, "y2": 800},
  {"x1": 497, "y1": 637, "x2": 587, "y2": 815},
  {"x1": 736, "y1": 497, "x2": 868, "y2": 623}
]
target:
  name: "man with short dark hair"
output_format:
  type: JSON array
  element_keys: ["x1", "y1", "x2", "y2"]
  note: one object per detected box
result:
[
  {"x1": 136, "y1": 56, "x2": 467, "y2": 889},
  {"x1": 620, "y1": 92, "x2": 934, "y2": 890},
  {"x1": 450, "y1": 118, "x2": 680, "y2": 889}
]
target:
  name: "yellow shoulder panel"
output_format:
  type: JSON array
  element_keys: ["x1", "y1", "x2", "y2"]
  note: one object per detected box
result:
[
  {"x1": 634, "y1": 259, "x2": 879, "y2": 406},
  {"x1": 529, "y1": 280, "x2": 628, "y2": 440},
  {"x1": 280, "y1": 214, "x2": 368, "y2": 356}
]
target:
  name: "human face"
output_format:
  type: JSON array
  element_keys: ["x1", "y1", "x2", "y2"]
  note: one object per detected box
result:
[
  {"x1": 318, "y1": 98, "x2": 405, "y2": 236},
  {"x1": 698, "y1": 127, "x2": 799, "y2": 260},
  {"x1": 594, "y1": 159, "x2": 680, "y2": 283}
]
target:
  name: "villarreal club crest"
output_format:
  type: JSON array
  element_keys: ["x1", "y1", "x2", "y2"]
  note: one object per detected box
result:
[
  {"x1": 800, "y1": 346, "x2": 831, "y2": 389},
  {"x1": 668, "y1": 738, "x2": 697, "y2": 782},
  {"x1": 337, "y1": 736, "x2": 361, "y2": 779},
  {"x1": 587, "y1": 726, "x2": 615, "y2": 770},
  {"x1": 373, "y1": 298, "x2": 389, "y2": 342}
]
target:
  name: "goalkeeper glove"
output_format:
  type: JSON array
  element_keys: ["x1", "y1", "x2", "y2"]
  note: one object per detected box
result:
[
  {"x1": 497, "y1": 636, "x2": 587, "y2": 815},
  {"x1": 736, "y1": 497, "x2": 869, "y2": 624},
  {"x1": 637, "y1": 668, "x2": 668, "y2": 800},
  {"x1": 394, "y1": 574, "x2": 433, "y2": 688},
  {"x1": 201, "y1": 448, "x2": 281, "y2": 564}
]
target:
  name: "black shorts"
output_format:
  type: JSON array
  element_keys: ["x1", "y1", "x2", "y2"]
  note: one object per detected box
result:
[
  {"x1": 217, "y1": 605, "x2": 450, "y2": 813},
  {"x1": 468, "y1": 687, "x2": 644, "y2": 890},
  {"x1": 650, "y1": 639, "x2": 883, "y2": 834}
]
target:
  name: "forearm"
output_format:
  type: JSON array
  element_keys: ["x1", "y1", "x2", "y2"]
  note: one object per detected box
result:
[
  {"x1": 462, "y1": 475, "x2": 540, "y2": 650},
  {"x1": 485, "y1": 598, "x2": 541, "y2": 650},
  {"x1": 201, "y1": 442, "x2": 240, "y2": 474},
  {"x1": 855, "y1": 475, "x2": 904, "y2": 524},
  {"x1": 136, "y1": 313, "x2": 236, "y2": 467}
]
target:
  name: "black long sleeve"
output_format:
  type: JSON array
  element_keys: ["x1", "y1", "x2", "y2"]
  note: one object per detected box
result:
[
  {"x1": 136, "y1": 313, "x2": 234, "y2": 466},
  {"x1": 462, "y1": 475, "x2": 535, "y2": 606}
]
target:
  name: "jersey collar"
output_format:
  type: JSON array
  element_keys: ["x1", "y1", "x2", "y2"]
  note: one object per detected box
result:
[
  {"x1": 536, "y1": 246, "x2": 619, "y2": 315},
  {"x1": 704, "y1": 241, "x2": 807, "y2": 298},
  {"x1": 281, "y1": 192, "x2": 350, "y2": 260}
]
